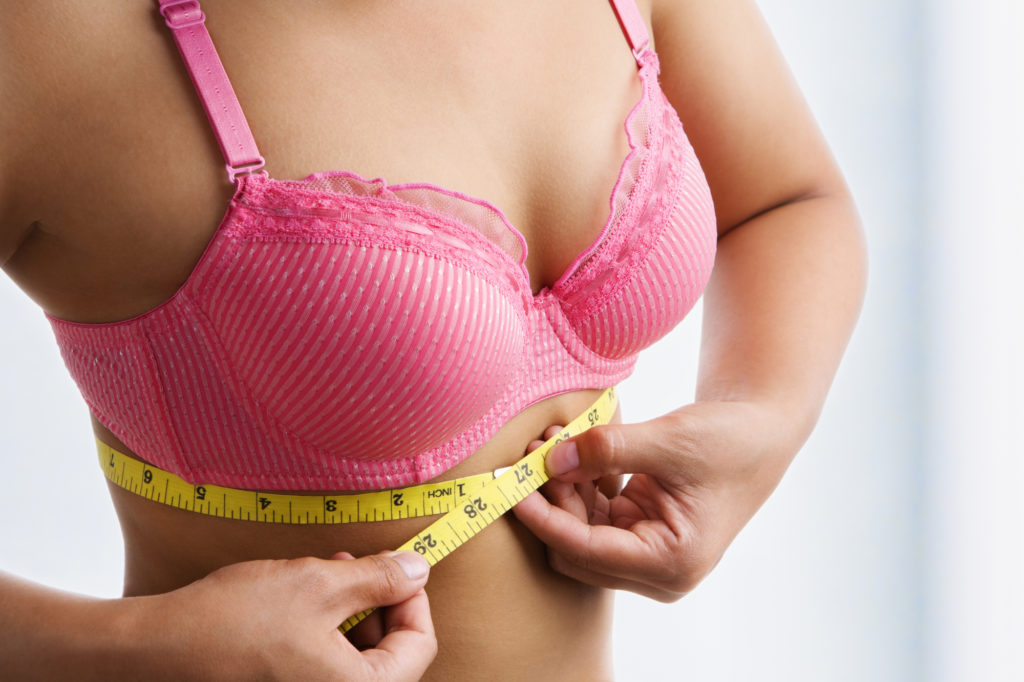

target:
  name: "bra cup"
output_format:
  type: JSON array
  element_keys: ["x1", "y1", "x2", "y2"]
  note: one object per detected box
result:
[
  {"x1": 44, "y1": 36, "x2": 720, "y2": 490},
  {"x1": 202, "y1": 237, "x2": 526, "y2": 461},
  {"x1": 562, "y1": 98, "x2": 718, "y2": 360},
  {"x1": 571, "y1": 196, "x2": 717, "y2": 359}
]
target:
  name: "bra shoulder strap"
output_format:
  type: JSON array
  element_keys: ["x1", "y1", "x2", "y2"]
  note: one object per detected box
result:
[
  {"x1": 157, "y1": 0, "x2": 265, "y2": 183},
  {"x1": 156, "y1": 0, "x2": 643, "y2": 183},
  {"x1": 608, "y1": 0, "x2": 651, "y2": 61}
]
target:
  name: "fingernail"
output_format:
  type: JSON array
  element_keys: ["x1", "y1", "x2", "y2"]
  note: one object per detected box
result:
[
  {"x1": 389, "y1": 551, "x2": 430, "y2": 580},
  {"x1": 547, "y1": 441, "x2": 579, "y2": 476}
]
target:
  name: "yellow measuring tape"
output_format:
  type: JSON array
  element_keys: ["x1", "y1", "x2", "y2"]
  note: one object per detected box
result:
[
  {"x1": 99, "y1": 444, "x2": 500, "y2": 524},
  {"x1": 97, "y1": 386, "x2": 618, "y2": 633}
]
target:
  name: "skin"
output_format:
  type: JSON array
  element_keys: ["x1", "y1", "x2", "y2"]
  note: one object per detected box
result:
[
  {"x1": 0, "y1": 550, "x2": 438, "y2": 681},
  {"x1": 0, "y1": 0, "x2": 866, "y2": 680},
  {"x1": 513, "y1": 0, "x2": 868, "y2": 602}
]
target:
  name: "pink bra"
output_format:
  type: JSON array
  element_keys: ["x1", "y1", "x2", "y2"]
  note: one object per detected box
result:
[{"x1": 46, "y1": 0, "x2": 717, "y2": 491}]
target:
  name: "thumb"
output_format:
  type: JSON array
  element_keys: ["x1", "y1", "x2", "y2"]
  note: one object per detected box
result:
[
  {"x1": 326, "y1": 551, "x2": 430, "y2": 618},
  {"x1": 544, "y1": 416, "x2": 686, "y2": 483}
]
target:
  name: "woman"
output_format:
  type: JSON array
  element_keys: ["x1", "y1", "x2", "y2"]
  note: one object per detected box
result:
[{"x1": 0, "y1": 0, "x2": 866, "y2": 679}]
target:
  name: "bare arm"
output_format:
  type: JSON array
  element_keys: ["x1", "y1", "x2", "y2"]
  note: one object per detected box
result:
[
  {"x1": 653, "y1": 0, "x2": 866, "y2": 425},
  {"x1": 514, "y1": 0, "x2": 866, "y2": 599},
  {"x1": 0, "y1": 571, "x2": 138, "y2": 680},
  {"x1": 0, "y1": 553, "x2": 435, "y2": 681}
]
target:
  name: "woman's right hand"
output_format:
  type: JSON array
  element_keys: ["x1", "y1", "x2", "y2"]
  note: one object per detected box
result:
[{"x1": 135, "y1": 551, "x2": 435, "y2": 681}]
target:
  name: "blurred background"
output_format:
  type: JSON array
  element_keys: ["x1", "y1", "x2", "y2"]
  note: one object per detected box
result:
[{"x1": 1, "y1": 1, "x2": 1021, "y2": 680}]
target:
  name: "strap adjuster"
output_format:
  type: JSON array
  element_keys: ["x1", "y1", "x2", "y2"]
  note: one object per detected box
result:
[
  {"x1": 226, "y1": 157, "x2": 268, "y2": 183},
  {"x1": 160, "y1": 0, "x2": 206, "y2": 29}
]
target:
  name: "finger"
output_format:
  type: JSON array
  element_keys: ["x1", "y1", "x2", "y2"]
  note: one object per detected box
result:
[
  {"x1": 331, "y1": 551, "x2": 356, "y2": 561},
  {"x1": 524, "y1": 425, "x2": 566, "y2": 455},
  {"x1": 525, "y1": 438, "x2": 545, "y2": 454},
  {"x1": 607, "y1": 493, "x2": 648, "y2": 529},
  {"x1": 513, "y1": 491, "x2": 682, "y2": 587},
  {"x1": 548, "y1": 479, "x2": 613, "y2": 526},
  {"x1": 544, "y1": 549, "x2": 684, "y2": 602},
  {"x1": 326, "y1": 552, "x2": 430, "y2": 618},
  {"x1": 582, "y1": 482, "x2": 614, "y2": 526},
  {"x1": 539, "y1": 478, "x2": 589, "y2": 523},
  {"x1": 544, "y1": 419, "x2": 688, "y2": 484},
  {"x1": 575, "y1": 480, "x2": 598, "y2": 520},
  {"x1": 359, "y1": 590, "x2": 437, "y2": 680},
  {"x1": 543, "y1": 424, "x2": 565, "y2": 440}
]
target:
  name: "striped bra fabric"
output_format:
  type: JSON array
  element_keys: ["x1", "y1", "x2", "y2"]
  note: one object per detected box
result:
[{"x1": 45, "y1": 0, "x2": 717, "y2": 491}]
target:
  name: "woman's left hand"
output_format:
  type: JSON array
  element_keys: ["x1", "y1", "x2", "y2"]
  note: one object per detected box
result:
[{"x1": 511, "y1": 399, "x2": 800, "y2": 602}]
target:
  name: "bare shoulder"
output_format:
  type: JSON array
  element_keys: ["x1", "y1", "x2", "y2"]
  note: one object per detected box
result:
[
  {"x1": 648, "y1": 0, "x2": 849, "y2": 233},
  {"x1": 0, "y1": 4, "x2": 57, "y2": 265},
  {"x1": 0, "y1": 1, "x2": 228, "y2": 318},
  {"x1": 1, "y1": 2, "x2": 155, "y2": 266}
]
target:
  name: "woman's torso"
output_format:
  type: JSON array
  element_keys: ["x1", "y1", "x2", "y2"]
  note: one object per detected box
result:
[{"x1": 1, "y1": 1, "x2": 658, "y2": 678}]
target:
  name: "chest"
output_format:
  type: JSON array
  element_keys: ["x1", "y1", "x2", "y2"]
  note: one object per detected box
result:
[
  {"x1": 33, "y1": 0, "x2": 718, "y2": 492},
  {"x1": 4, "y1": 0, "x2": 642, "y2": 322}
]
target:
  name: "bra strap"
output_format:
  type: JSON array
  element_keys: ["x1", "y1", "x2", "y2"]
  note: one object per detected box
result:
[
  {"x1": 608, "y1": 0, "x2": 651, "y2": 61},
  {"x1": 157, "y1": 0, "x2": 265, "y2": 183}
]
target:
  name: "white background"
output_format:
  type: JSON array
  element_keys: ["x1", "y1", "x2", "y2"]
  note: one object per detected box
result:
[{"x1": 2, "y1": 1, "x2": 1021, "y2": 680}]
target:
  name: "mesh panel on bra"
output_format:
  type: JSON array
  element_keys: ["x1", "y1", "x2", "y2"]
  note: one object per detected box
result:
[{"x1": 277, "y1": 172, "x2": 527, "y2": 274}]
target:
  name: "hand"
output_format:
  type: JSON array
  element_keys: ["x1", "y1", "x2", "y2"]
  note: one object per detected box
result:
[
  {"x1": 512, "y1": 400, "x2": 798, "y2": 602},
  {"x1": 138, "y1": 551, "x2": 436, "y2": 681}
]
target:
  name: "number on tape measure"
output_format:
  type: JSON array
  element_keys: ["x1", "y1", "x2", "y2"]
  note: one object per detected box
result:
[
  {"x1": 92, "y1": 387, "x2": 618, "y2": 633},
  {"x1": 339, "y1": 386, "x2": 618, "y2": 633},
  {"x1": 97, "y1": 443, "x2": 500, "y2": 524}
]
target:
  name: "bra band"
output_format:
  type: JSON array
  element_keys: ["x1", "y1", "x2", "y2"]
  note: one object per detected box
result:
[
  {"x1": 97, "y1": 438, "x2": 501, "y2": 524},
  {"x1": 609, "y1": 0, "x2": 651, "y2": 58},
  {"x1": 156, "y1": 0, "x2": 648, "y2": 184},
  {"x1": 157, "y1": 0, "x2": 265, "y2": 183}
]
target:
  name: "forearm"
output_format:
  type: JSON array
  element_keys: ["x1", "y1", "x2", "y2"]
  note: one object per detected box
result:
[
  {"x1": 697, "y1": 190, "x2": 867, "y2": 451},
  {"x1": 0, "y1": 571, "x2": 150, "y2": 680},
  {"x1": 0, "y1": 552, "x2": 437, "y2": 682}
]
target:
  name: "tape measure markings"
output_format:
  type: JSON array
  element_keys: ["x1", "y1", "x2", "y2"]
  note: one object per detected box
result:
[
  {"x1": 95, "y1": 387, "x2": 617, "y2": 632},
  {"x1": 339, "y1": 387, "x2": 618, "y2": 632},
  {"x1": 99, "y1": 441, "x2": 499, "y2": 524}
]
